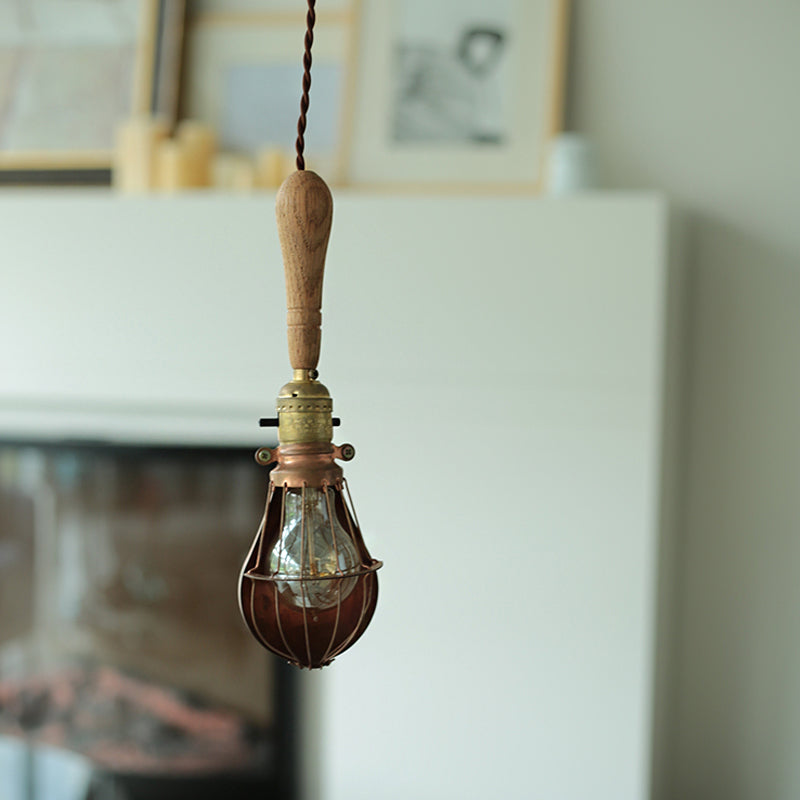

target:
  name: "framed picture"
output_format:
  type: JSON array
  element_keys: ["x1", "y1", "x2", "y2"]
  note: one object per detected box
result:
[
  {"x1": 181, "y1": 3, "x2": 358, "y2": 183},
  {"x1": 0, "y1": 441, "x2": 297, "y2": 796},
  {"x1": 0, "y1": 0, "x2": 185, "y2": 185},
  {"x1": 346, "y1": 0, "x2": 569, "y2": 191}
]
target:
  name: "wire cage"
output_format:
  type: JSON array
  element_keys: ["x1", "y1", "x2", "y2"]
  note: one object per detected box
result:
[{"x1": 239, "y1": 464, "x2": 380, "y2": 669}]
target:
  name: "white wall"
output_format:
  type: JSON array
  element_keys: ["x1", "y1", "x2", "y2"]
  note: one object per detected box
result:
[{"x1": 567, "y1": 4, "x2": 800, "y2": 799}]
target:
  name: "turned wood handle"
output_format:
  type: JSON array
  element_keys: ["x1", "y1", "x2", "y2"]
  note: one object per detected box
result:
[{"x1": 275, "y1": 170, "x2": 333, "y2": 371}]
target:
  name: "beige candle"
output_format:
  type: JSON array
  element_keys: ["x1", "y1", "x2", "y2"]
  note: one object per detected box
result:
[
  {"x1": 155, "y1": 140, "x2": 194, "y2": 192},
  {"x1": 176, "y1": 120, "x2": 216, "y2": 187},
  {"x1": 113, "y1": 116, "x2": 169, "y2": 192},
  {"x1": 212, "y1": 153, "x2": 256, "y2": 191},
  {"x1": 256, "y1": 147, "x2": 291, "y2": 189}
]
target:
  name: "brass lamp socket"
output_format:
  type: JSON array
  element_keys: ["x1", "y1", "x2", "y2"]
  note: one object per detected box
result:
[{"x1": 276, "y1": 369, "x2": 334, "y2": 445}]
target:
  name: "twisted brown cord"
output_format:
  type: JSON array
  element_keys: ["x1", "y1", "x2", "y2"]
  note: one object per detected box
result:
[{"x1": 295, "y1": 0, "x2": 316, "y2": 170}]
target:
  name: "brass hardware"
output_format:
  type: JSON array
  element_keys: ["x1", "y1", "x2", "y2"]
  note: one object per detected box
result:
[
  {"x1": 255, "y1": 447, "x2": 275, "y2": 465},
  {"x1": 336, "y1": 443, "x2": 356, "y2": 462},
  {"x1": 275, "y1": 373, "x2": 336, "y2": 446}
]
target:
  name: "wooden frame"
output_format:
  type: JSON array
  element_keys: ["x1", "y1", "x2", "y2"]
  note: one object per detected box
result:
[
  {"x1": 344, "y1": 0, "x2": 570, "y2": 192},
  {"x1": 151, "y1": 0, "x2": 188, "y2": 127},
  {"x1": 181, "y1": 2, "x2": 359, "y2": 185},
  {"x1": 0, "y1": 0, "x2": 185, "y2": 185}
]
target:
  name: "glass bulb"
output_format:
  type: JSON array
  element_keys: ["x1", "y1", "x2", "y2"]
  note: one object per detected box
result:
[{"x1": 270, "y1": 488, "x2": 360, "y2": 610}]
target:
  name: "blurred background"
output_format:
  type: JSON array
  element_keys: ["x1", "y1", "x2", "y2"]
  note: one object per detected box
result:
[{"x1": 0, "y1": 1, "x2": 798, "y2": 800}]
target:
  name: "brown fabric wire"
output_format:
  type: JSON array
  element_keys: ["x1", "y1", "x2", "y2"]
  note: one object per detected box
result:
[{"x1": 295, "y1": 0, "x2": 317, "y2": 171}]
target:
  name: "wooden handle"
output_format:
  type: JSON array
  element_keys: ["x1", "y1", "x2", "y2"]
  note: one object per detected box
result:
[{"x1": 276, "y1": 170, "x2": 333, "y2": 371}]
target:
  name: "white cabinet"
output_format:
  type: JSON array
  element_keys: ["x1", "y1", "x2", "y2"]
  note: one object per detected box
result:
[{"x1": 0, "y1": 191, "x2": 680, "y2": 800}]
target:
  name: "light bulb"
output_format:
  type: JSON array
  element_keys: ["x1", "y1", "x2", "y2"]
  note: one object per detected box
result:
[{"x1": 271, "y1": 487, "x2": 360, "y2": 610}]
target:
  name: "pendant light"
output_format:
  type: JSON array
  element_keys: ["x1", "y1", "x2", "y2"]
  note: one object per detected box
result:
[{"x1": 238, "y1": 0, "x2": 382, "y2": 669}]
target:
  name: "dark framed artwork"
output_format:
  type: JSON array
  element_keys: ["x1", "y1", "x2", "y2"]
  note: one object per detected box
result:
[
  {"x1": 0, "y1": 0, "x2": 186, "y2": 186},
  {"x1": 0, "y1": 440, "x2": 297, "y2": 800}
]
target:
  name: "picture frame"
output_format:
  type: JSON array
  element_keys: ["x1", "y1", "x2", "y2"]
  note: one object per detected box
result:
[
  {"x1": 151, "y1": 0, "x2": 188, "y2": 126},
  {"x1": 345, "y1": 0, "x2": 570, "y2": 191},
  {"x1": 181, "y1": 3, "x2": 358, "y2": 184},
  {"x1": 0, "y1": 0, "x2": 186, "y2": 185},
  {"x1": 0, "y1": 440, "x2": 299, "y2": 797}
]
